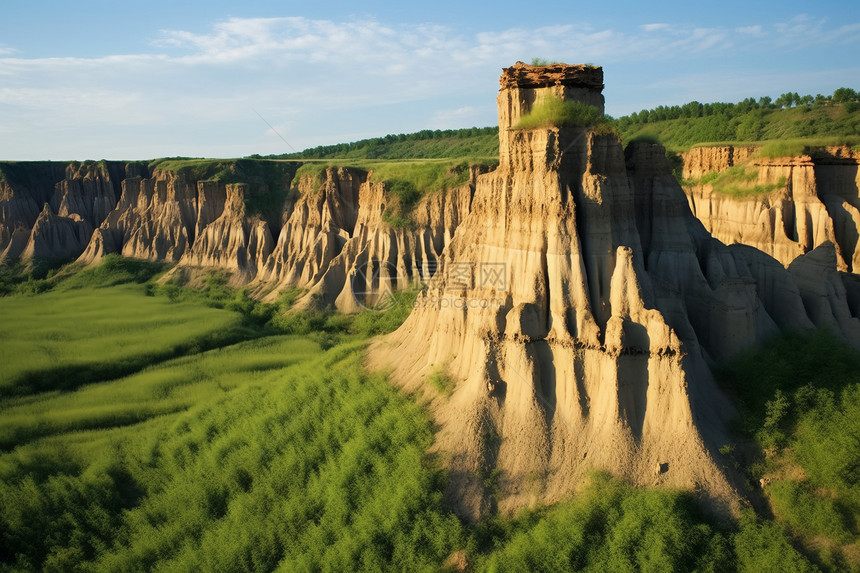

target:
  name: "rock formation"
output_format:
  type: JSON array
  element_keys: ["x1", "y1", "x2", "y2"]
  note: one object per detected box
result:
[
  {"x1": 368, "y1": 62, "x2": 860, "y2": 520},
  {"x1": 165, "y1": 182, "x2": 274, "y2": 284},
  {"x1": 1, "y1": 158, "x2": 478, "y2": 299},
  {"x1": 20, "y1": 204, "x2": 93, "y2": 263},
  {"x1": 0, "y1": 161, "x2": 136, "y2": 265},
  {"x1": 78, "y1": 169, "x2": 197, "y2": 264},
  {"x1": 256, "y1": 166, "x2": 479, "y2": 310},
  {"x1": 682, "y1": 145, "x2": 860, "y2": 271}
]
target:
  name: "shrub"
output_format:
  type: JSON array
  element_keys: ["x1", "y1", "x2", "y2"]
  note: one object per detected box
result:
[{"x1": 429, "y1": 364, "x2": 455, "y2": 396}]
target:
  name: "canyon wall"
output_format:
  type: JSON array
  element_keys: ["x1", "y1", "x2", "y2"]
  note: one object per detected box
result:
[
  {"x1": 0, "y1": 161, "x2": 145, "y2": 265},
  {"x1": 682, "y1": 145, "x2": 860, "y2": 271},
  {"x1": 0, "y1": 160, "x2": 479, "y2": 307}
]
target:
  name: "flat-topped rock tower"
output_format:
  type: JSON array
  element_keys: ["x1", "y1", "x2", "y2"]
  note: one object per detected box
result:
[
  {"x1": 497, "y1": 62, "x2": 604, "y2": 165},
  {"x1": 371, "y1": 62, "x2": 860, "y2": 520}
]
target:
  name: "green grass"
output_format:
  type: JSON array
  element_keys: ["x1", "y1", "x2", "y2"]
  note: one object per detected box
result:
[
  {"x1": 0, "y1": 259, "x2": 855, "y2": 571},
  {"x1": 0, "y1": 336, "x2": 464, "y2": 571},
  {"x1": 690, "y1": 164, "x2": 787, "y2": 197},
  {"x1": 0, "y1": 267, "x2": 462, "y2": 571},
  {"x1": 469, "y1": 472, "x2": 816, "y2": 573},
  {"x1": 0, "y1": 284, "x2": 246, "y2": 398},
  {"x1": 618, "y1": 103, "x2": 860, "y2": 153},
  {"x1": 268, "y1": 127, "x2": 499, "y2": 161},
  {"x1": 753, "y1": 137, "x2": 860, "y2": 158},
  {"x1": 719, "y1": 330, "x2": 860, "y2": 571},
  {"x1": 515, "y1": 96, "x2": 611, "y2": 131},
  {"x1": 429, "y1": 364, "x2": 455, "y2": 396}
]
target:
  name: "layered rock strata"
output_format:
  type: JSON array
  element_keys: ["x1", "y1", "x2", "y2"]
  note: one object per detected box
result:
[
  {"x1": 682, "y1": 145, "x2": 860, "y2": 271},
  {"x1": 0, "y1": 161, "x2": 136, "y2": 264},
  {"x1": 257, "y1": 167, "x2": 479, "y2": 311},
  {"x1": 369, "y1": 63, "x2": 860, "y2": 520},
  {"x1": 1, "y1": 159, "x2": 477, "y2": 300}
]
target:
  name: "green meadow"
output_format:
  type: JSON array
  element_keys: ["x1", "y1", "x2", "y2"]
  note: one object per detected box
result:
[
  {"x1": 0, "y1": 276, "x2": 462, "y2": 571},
  {"x1": 0, "y1": 284, "x2": 245, "y2": 398},
  {"x1": 0, "y1": 257, "x2": 853, "y2": 571}
]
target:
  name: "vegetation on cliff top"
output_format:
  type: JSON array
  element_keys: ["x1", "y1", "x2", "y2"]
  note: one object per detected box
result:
[
  {"x1": 263, "y1": 126, "x2": 499, "y2": 162},
  {"x1": 515, "y1": 96, "x2": 614, "y2": 133},
  {"x1": 682, "y1": 165, "x2": 788, "y2": 198},
  {"x1": 617, "y1": 88, "x2": 860, "y2": 152}
]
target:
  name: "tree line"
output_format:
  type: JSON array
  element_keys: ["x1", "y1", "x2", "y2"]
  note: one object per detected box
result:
[{"x1": 615, "y1": 87, "x2": 860, "y2": 128}]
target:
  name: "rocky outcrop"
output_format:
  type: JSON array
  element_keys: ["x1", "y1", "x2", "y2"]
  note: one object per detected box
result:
[
  {"x1": 20, "y1": 203, "x2": 93, "y2": 263},
  {"x1": 0, "y1": 161, "x2": 138, "y2": 264},
  {"x1": 170, "y1": 183, "x2": 275, "y2": 284},
  {"x1": 681, "y1": 146, "x2": 759, "y2": 180},
  {"x1": 78, "y1": 169, "x2": 197, "y2": 264},
  {"x1": 2, "y1": 157, "x2": 476, "y2": 298},
  {"x1": 368, "y1": 63, "x2": 860, "y2": 521},
  {"x1": 682, "y1": 146, "x2": 860, "y2": 271},
  {"x1": 258, "y1": 167, "x2": 364, "y2": 294},
  {"x1": 257, "y1": 166, "x2": 478, "y2": 310}
]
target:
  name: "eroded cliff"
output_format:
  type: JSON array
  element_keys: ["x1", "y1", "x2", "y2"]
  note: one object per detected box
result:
[
  {"x1": 0, "y1": 161, "x2": 139, "y2": 265},
  {"x1": 257, "y1": 166, "x2": 479, "y2": 311},
  {"x1": 368, "y1": 62, "x2": 860, "y2": 521},
  {"x1": 2, "y1": 158, "x2": 479, "y2": 301},
  {"x1": 682, "y1": 145, "x2": 860, "y2": 271}
]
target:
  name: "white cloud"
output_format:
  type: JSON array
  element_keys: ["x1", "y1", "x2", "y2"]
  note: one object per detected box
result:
[
  {"x1": 0, "y1": 14, "x2": 857, "y2": 159},
  {"x1": 736, "y1": 25, "x2": 763, "y2": 35},
  {"x1": 641, "y1": 23, "x2": 670, "y2": 32}
]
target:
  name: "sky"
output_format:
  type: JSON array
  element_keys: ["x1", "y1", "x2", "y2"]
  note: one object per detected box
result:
[{"x1": 0, "y1": 0, "x2": 858, "y2": 160}]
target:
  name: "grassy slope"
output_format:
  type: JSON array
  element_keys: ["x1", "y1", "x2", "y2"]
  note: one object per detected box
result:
[
  {"x1": 719, "y1": 331, "x2": 860, "y2": 572},
  {"x1": 617, "y1": 103, "x2": 860, "y2": 153},
  {"x1": 0, "y1": 284, "x2": 244, "y2": 398},
  {"x1": 0, "y1": 332, "x2": 464, "y2": 571},
  {"x1": 269, "y1": 127, "x2": 499, "y2": 161},
  {"x1": 0, "y1": 269, "x2": 461, "y2": 571},
  {"x1": 0, "y1": 257, "x2": 837, "y2": 572}
]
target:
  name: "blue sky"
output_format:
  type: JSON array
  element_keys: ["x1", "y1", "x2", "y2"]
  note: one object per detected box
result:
[{"x1": 1, "y1": 0, "x2": 858, "y2": 160}]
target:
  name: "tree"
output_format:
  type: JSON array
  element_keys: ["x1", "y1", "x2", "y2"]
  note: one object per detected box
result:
[{"x1": 833, "y1": 87, "x2": 860, "y2": 103}]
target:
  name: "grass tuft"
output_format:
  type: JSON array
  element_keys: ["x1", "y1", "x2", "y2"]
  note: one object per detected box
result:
[{"x1": 515, "y1": 96, "x2": 610, "y2": 131}]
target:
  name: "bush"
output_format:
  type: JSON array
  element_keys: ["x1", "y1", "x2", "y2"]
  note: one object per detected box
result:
[{"x1": 734, "y1": 511, "x2": 818, "y2": 573}]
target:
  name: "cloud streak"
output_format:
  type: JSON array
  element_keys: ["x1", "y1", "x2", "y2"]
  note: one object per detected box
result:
[{"x1": 0, "y1": 14, "x2": 856, "y2": 159}]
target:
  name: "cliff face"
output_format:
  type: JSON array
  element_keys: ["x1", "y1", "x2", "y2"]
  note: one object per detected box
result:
[
  {"x1": 0, "y1": 161, "x2": 142, "y2": 265},
  {"x1": 682, "y1": 145, "x2": 860, "y2": 271},
  {"x1": 173, "y1": 182, "x2": 275, "y2": 283},
  {"x1": 368, "y1": 63, "x2": 860, "y2": 520},
  {"x1": 2, "y1": 159, "x2": 476, "y2": 302},
  {"x1": 257, "y1": 166, "x2": 477, "y2": 311},
  {"x1": 79, "y1": 169, "x2": 197, "y2": 264}
]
